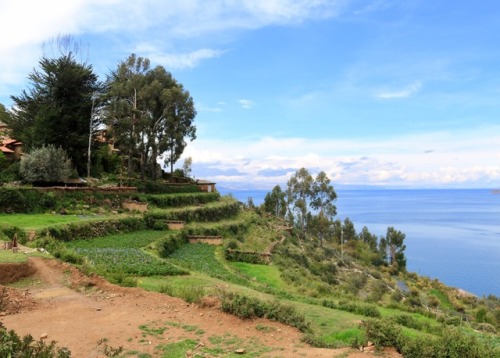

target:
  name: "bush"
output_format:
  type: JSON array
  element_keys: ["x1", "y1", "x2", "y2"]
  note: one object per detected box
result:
[
  {"x1": 156, "y1": 234, "x2": 187, "y2": 257},
  {"x1": 0, "y1": 322, "x2": 71, "y2": 357},
  {"x1": 219, "y1": 291, "x2": 310, "y2": 332},
  {"x1": 360, "y1": 318, "x2": 400, "y2": 348},
  {"x1": 39, "y1": 217, "x2": 146, "y2": 241},
  {"x1": 20, "y1": 145, "x2": 73, "y2": 184}
]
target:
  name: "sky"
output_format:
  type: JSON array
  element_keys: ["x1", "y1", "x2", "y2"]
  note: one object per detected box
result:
[{"x1": 1, "y1": 0, "x2": 500, "y2": 189}]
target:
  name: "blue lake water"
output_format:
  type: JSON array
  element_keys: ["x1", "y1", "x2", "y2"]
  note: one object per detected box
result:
[{"x1": 218, "y1": 188, "x2": 500, "y2": 297}]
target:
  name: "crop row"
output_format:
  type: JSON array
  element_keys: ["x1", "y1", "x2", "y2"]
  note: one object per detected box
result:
[
  {"x1": 168, "y1": 244, "x2": 247, "y2": 285},
  {"x1": 75, "y1": 247, "x2": 187, "y2": 276}
]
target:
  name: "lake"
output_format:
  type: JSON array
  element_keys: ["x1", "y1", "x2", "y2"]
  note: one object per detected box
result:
[{"x1": 218, "y1": 188, "x2": 500, "y2": 297}]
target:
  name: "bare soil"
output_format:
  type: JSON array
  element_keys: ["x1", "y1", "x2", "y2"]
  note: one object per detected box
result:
[{"x1": 0, "y1": 257, "x2": 401, "y2": 357}]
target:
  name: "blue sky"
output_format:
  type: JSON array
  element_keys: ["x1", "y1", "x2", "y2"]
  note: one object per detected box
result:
[{"x1": 1, "y1": 0, "x2": 499, "y2": 189}]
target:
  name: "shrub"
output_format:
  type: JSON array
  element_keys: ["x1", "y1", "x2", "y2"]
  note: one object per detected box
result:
[
  {"x1": 0, "y1": 322, "x2": 71, "y2": 357},
  {"x1": 360, "y1": 318, "x2": 400, "y2": 348},
  {"x1": 156, "y1": 234, "x2": 187, "y2": 257},
  {"x1": 219, "y1": 291, "x2": 310, "y2": 332},
  {"x1": 20, "y1": 145, "x2": 73, "y2": 184}
]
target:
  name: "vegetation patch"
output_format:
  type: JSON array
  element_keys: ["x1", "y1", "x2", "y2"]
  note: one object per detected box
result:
[
  {"x1": 66, "y1": 230, "x2": 167, "y2": 249},
  {"x1": 75, "y1": 248, "x2": 187, "y2": 276},
  {"x1": 168, "y1": 243, "x2": 247, "y2": 285}
]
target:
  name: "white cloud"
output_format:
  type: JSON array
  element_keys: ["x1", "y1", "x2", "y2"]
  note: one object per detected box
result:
[
  {"x1": 147, "y1": 49, "x2": 225, "y2": 70},
  {"x1": 182, "y1": 126, "x2": 500, "y2": 189},
  {"x1": 0, "y1": 0, "x2": 345, "y2": 102},
  {"x1": 376, "y1": 81, "x2": 422, "y2": 99},
  {"x1": 239, "y1": 99, "x2": 255, "y2": 109}
]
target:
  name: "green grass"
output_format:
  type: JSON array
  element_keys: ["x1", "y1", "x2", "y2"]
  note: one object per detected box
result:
[
  {"x1": 66, "y1": 230, "x2": 169, "y2": 249},
  {"x1": 229, "y1": 262, "x2": 285, "y2": 290},
  {"x1": 0, "y1": 213, "x2": 106, "y2": 230},
  {"x1": 430, "y1": 288, "x2": 454, "y2": 309},
  {"x1": 0, "y1": 250, "x2": 28, "y2": 263},
  {"x1": 156, "y1": 339, "x2": 198, "y2": 358}
]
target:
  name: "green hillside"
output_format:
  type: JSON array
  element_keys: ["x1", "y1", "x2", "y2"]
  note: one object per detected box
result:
[{"x1": 1, "y1": 184, "x2": 499, "y2": 357}]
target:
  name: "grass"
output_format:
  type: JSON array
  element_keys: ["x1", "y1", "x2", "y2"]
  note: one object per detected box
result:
[
  {"x1": 0, "y1": 213, "x2": 109, "y2": 230},
  {"x1": 0, "y1": 250, "x2": 29, "y2": 263},
  {"x1": 229, "y1": 262, "x2": 285, "y2": 290},
  {"x1": 430, "y1": 288, "x2": 454, "y2": 309}
]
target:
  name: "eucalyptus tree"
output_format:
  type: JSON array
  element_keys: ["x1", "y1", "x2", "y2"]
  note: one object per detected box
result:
[
  {"x1": 310, "y1": 171, "x2": 337, "y2": 246},
  {"x1": 263, "y1": 184, "x2": 287, "y2": 218},
  {"x1": 384, "y1": 226, "x2": 407, "y2": 271},
  {"x1": 7, "y1": 53, "x2": 100, "y2": 175},
  {"x1": 144, "y1": 66, "x2": 196, "y2": 180},
  {"x1": 105, "y1": 54, "x2": 196, "y2": 180},
  {"x1": 285, "y1": 168, "x2": 337, "y2": 242},
  {"x1": 105, "y1": 54, "x2": 150, "y2": 177},
  {"x1": 286, "y1": 168, "x2": 314, "y2": 237}
]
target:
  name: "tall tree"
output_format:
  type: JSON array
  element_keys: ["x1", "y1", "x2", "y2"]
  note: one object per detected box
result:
[
  {"x1": 285, "y1": 168, "x2": 337, "y2": 243},
  {"x1": 105, "y1": 54, "x2": 150, "y2": 178},
  {"x1": 384, "y1": 226, "x2": 407, "y2": 271},
  {"x1": 105, "y1": 54, "x2": 196, "y2": 180},
  {"x1": 144, "y1": 66, "x2": 196, "y2": 180},
  {"x1": 286, "y1": 168, "x2": 314, "y2": 237},
  {"x1": 263, "y1": 184, "x2": 287, "y2": 218},
  {"x1": 8, "y1": 53, "x2": 100, "y2": 175},
  {"x1": 310, "y1": 171, "x2": 337, "y2": 246}
]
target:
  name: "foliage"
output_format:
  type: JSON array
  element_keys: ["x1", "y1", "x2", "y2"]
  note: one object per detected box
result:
[
  {"x1": 141, "y1": 192, "x2": 220, "y2": 208},
  {"x1": 321, "y1": 299, "x2": 381, "y2": 318},
  {"x1": 0, "y1": 224, "x2": 27, "y2": 244},
  {"x1": 380, "y1": 226, "x2": 407, "y2": 271},
  {"x1": 144, "y1": 200, "x2": 240, "y2": 225},
  {"x1": 66, "y1": 230, "x2": 168, "y2": 249},
  {"x1": 156, "y1": 233, "x2": 187, "y2": 257},
  {"x1": 0, "y1": 322, "x2": 71, "y2": 357},
  {"x1": 20, "y1": 145, "x2": 73, "y2": 184},
  {"x1": 262, "y1": 184, "x2": 287, "y2": 218},
  {"x1": 75, "y1": 247, "x2": 187, "y2": 276},
  {"x1": 8, "y1": 52, "x2": 100, "y2": 175},
  {"x1": 168, "y1": 244, "x2": 247, "y2": 285},
  {"x1": 104, "y1": 53, "x2": 196, "y2": 180},
  {"x1": 39, "y1": 217, "x2": 146, "y2": 241},
  {"x1": 128, "y1": 180, "x2": 199, "y2": 194},
  {"x1": 219, "y1": 291, "x2": 311, "y2": 332}
]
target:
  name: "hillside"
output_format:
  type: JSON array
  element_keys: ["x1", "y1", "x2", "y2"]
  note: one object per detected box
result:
[{"x1": 0, "y1": 184, "x2": 499, "y2": 357}]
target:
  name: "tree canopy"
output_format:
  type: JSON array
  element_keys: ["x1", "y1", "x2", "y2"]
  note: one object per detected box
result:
[
  {"x1": 3, "y1": 51, "x2": 196, "y2": 182},
  {"x1": 7, "y1": 53, "x2": 100, "y2": 175},
  {"x1": 105, "y1": 54, "x2": 196, "y2": 180}
]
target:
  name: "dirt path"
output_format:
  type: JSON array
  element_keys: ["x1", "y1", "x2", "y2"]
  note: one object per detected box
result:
[{"x1": 1, "y1": 257, "x2": 400, "y2": 357}]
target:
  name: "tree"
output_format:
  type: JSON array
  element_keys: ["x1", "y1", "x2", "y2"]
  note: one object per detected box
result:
[
  {"x1": 310, "y1": 171, "x2": 337, "y2": 246},
  {"x1": 105, "y1": 54, "x2": 150, "y2": 178},
  {"x1": 145, "y1": 67, "x2": 196, "y2": 180},
  {"x1": 0, "y1": 104, "x2": 11, "y2": 132},
  {"x1": 263, "y1": 184, "x2": 287, "y2": 218},
  {"x1": 182, "y1": 157, "x2": 193, "y2": 178},
  {"x1": 286, "y1": 168, "x2": 314, "y2": 237},
  {"x1": 8, "y1": 53, "x2": 100, "y2": 175},
  {"x1": 19, "y1": 145, "x2": 72, "y2": 184},
  {"x1": 359, "y1": 226, "x2": 378, "y2": 251},
  {"x1": 285, "y1": 168, "x2": 337, "y2": 244},
  {"x1": 105, "y1": 54, "x2": 196, "y2": 180},
  {"x1": 384, "y1": 226, "x2": 407, "y2": 271}
]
